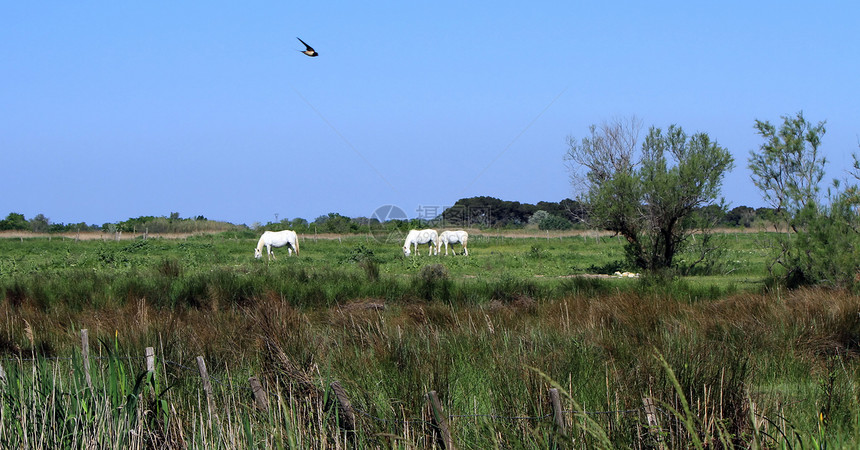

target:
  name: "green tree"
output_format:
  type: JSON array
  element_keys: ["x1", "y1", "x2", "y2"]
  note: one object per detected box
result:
[
  {"x1": 527, "y1": 210, "x2": 550, "y2": 227},
  {"x1": 290, "y1": 217, "x2": 309, "y2": 229},
  {"x1": 784, "y1": 186, "x2": 860, "y2": 287},
  {"x1": 749, "y1": 111, "x2": 826, "y2": 230},
  {"x1": 566, "y1": 117, "x2": 734, "y2": 271},
  {"x1": 317, "y1": 213, "x2": 354, "y2": 234},
  {"x1": 538, "y1": 214, "x2": 573, "y2": 231},
  {"x1": 0, "y1": 213, "x2": 29, "y2": 231},
  {"x1": 726, "y1": 206, "x2": 755, "y2": 228},
  {"x1": 747, "y1": 112, "x2": 845, "y2": 286},
  {"x1": 29, "y1": 214, "x2": 50, "y2": 233}
]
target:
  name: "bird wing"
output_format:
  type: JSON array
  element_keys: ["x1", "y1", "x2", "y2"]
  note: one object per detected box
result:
[{"x1": 296, "y1": 37, "x2": 313, "y2": 51}]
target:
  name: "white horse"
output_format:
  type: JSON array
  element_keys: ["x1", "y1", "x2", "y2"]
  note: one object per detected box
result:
[
  {"x1": 402, "y1": 229, "x2": 438, "y2": 256},
  {"x1": 254, "y1": 230, "x2": 299, "y2": 260},
  {"x1": 437, "y1": 230, "x2": 469, "y2": 256}
]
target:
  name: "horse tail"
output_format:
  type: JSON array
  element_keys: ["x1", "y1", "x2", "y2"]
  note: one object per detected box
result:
[{"x1": 294, "y1": 232, "x2": 300, "y2": 256}]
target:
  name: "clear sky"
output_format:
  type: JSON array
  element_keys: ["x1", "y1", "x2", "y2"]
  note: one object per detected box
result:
[{"x1": 3, "y1": 2, "x2": 859, "y2": 226}]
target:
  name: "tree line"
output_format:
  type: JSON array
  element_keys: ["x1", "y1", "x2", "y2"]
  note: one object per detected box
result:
[
  {"x1": 0, "y1": 212, "x2": 239, "y2": 234},
  {"x1": 1, "y1": 202, "x2": 778, "y2": 235}
]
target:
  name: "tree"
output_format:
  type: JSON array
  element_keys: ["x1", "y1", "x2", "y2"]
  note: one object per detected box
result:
[
  {"x1": 317, "y1": 213, "x2": 354, "y2": 234},
  {"x1": 755, "y1": 207, "x2": 777, "y2": 224},
  {"x1": 748, "y1": 113, "x2": 860, "y2": 287},
  {"x1": 527, "y1": 210, "x2": 550, "y2": 227},
  {"x1": 726, "y1": 206, "x2": 755, "y2": 228},
  {"x1": 29, "y1": 214, "x2": 50, "y2": 233},
  {"x1": 748, "y1": 112, "x2": 830, "y2": 284},
  {"x1": 566, "y1": 117, "x2": 734, "y2": 271},
  {"x1": 0, "y1": 213, "x2": 29, "y2": 231},
  {"x1": 748, "y1": 111, "x2": 826, "y2": 230},
  {"x1": 290, "y1": 217, "x2": 309, "y2": 229},
  {"x1": 538, "y1": 214, "x2": 573, "y2": 231}
]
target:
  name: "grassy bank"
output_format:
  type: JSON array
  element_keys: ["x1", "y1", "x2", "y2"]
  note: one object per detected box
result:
[{"x1": 0, "y1": 232, "x2": 856, "y2": 448}]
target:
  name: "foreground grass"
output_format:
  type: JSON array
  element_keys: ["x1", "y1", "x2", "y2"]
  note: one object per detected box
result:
[{"x1": 1, "y1": 232, "x2": 857, "y2": 448}]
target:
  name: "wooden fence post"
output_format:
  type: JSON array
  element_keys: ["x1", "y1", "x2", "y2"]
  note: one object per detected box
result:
[
  {"x1": 81, "y1": 329, "x2": 93, "y2": 391},
  {"x1": 427, "y1": 390, "x2": 456, "y2": 450},
  {"x1": 548, "y1": 388, "x2": 567, "y2": 445},
  {"x1": 249, "y1": 376, "x2": 269, "y2": 413},
  {"x1": 642, "y1": 397, "x2": 665, "y2": 449},
  {"x1": 329, "y1": 381, "x2": 356, "y2": 433},
  {"x1": 145, "y1": 347, "x2": 155, "y2": 373},
  {"x1": 196, "y1": 356, "x2": 214, "y2": 420}
]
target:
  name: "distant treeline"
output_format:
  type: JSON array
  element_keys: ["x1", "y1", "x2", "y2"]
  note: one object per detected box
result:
[
  {"x1": 437, "y1": 197, "x2": 777, "y2": 230},
  {"x1": 1, "y1": 199, "x2": 777, "y2": 234},
  {"x1": 0, "y1": 212, "x2": 242, "y2": 234}
]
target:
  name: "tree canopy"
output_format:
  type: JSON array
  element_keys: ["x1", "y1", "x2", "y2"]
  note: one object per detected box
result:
[{"x1": 567, "y1": 117, "x2": 734, "y2": 271}]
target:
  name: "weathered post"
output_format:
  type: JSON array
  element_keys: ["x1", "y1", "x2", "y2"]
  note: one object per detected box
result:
[
  {"x1": 145, "y1": 347, "x2": 155, "y2": 373},
  {"x1": 549, "y1": 388, "x2": 567, "y2": 446},
  {"x1": 642, "y1": 397, "x2": 665, "y2": 449},
  {"x1": 427, "y1": 390, "x2": 456, "y2": 450},
  {"x1": 329, "y1": 381, "x2": 356, "y2": 433},
  {"x1": 249, "y1": 376, "x2": 269, "y2": 413},
  {"x1": 196, "y1": 356, "x2": 214, "y2": 420},
  {"x1": 81, "y1": 329, "x2": 93, "y2": 390}
]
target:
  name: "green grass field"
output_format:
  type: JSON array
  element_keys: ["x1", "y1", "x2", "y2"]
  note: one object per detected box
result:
[{"x1": 0, "y1": 230, "x2": 857, "y2": 448}]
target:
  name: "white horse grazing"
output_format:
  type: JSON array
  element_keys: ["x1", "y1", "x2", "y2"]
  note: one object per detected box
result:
[
  {"x1": 402, "y1": 229, "x2": 438, "y2": 256},
  {"x1": 437, "y1": 230, "x2": 469, "y2": 256},
  {"x1": 254, "y1": 230, "x2": 299, "y2": 260}
]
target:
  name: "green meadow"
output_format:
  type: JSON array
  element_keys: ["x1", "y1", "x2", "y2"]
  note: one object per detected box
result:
[{"x1": 1, "y1": 230, "x2": 858, "y2": 448}]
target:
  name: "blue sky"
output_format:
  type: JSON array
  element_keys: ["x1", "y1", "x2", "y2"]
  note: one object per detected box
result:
[{"x1": 3, "y1": 2, "x2": 858, "y2": 226}]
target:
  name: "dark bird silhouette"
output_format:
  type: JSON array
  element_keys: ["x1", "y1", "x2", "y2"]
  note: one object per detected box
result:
[{"x1": 297, "y1": 37, "x2": 318, "y2": 57}]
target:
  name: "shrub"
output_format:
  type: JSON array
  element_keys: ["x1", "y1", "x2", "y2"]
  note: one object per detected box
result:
[
  {"x1": 528, "y1": 210, "x2": 550, "y2": 227},
  {"x1": 538, "y1": 214, "x2": 573, "y2": 230},
  {"x1": 413, "y1": 264, "x2": 451, "y2": 301}
]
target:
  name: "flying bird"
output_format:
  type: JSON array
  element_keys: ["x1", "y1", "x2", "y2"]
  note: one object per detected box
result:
[{"x1": 297, "y1": 37, "x2": 318, "y2": 57}]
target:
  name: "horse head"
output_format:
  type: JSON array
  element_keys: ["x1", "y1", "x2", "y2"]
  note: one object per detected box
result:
[{"x1": 254, "y1": 248, "x2": 263, "y2": 259}]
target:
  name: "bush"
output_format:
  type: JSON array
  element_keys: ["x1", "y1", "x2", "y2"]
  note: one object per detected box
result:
[
  {"x1": 413, "y1": 264, "x2": 451, "y2": 301},
  {"x1": 538, "y1": 214, "x2": 573, "y2": 230},
  {"x1": 528, "y1": 210, "x2": 550, "y2": 227},
  {"x1": 780, "y1": 197, "x2": 860, "y2": 288}
]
